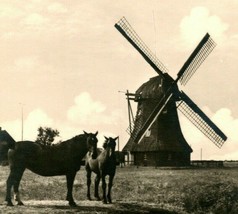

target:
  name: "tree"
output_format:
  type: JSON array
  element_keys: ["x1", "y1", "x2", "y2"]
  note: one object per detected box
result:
[{"x1": 36, "y1": 126, "x2": 60, "y2": 146}]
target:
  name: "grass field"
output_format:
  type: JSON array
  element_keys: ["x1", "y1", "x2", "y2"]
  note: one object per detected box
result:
[{"x1": 1, "y1": 165, "x2": 238, "y2": 213}]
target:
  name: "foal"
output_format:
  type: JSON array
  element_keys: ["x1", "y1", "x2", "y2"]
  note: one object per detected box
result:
[{"x1": 85, "y1": 136, "x2": 118, "y2": 204}]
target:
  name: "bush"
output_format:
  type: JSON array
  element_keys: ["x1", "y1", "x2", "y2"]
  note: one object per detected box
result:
[
  {"x1": 183, "y1": 181, "x2": 238, "y2": 213},
  {"x1": 35, "y1": 126, "x2": 59, "y2": 146}
]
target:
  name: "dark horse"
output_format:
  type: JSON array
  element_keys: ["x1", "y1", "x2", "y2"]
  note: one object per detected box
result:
[
  {"x1": 85, "y1": 136, "x2": 118, "y2": 204},
  {"x1": 1, "y1": 131, "x2": 98, "y2": 207}
]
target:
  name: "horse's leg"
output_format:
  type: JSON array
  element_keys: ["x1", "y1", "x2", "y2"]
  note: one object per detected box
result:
[
  {"x1": 5, "y1": 170, "x2": 15, "y2": 206},
  {"x1": 94, "y1": 174, "x2": 101, "y2": 201},
  {"x1": 13, "y1": 168, "x2": 25, "y2": 205},
  {"x1": 86, "y1": 167, "x2": 92, "y2": 200},
  {"x1": 101, "y1": 174, "x2": 107, "y2": 204},
  {"x1": 107, "y1": 174, "x2": 114, "y2": 204},
  {"x1": 66, "y1": 171, "x2": 77, "y2": 207},
  {"x1": 5, "y1": 165, "x2": 24, "y2": 206}
]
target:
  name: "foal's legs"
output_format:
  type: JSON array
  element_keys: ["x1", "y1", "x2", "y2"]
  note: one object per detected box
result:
[
  {"x1": 94, "y1": 174, "x2": 101, "y2": 200},
  {"x1": 101, "y1": 174, "x2": 107, "y2": 204},
  {"x1": 107, "y1": 174, "x2": 114, "y2": 204},
  {"x1": 66, "y1": 171, "x2": 77, "y2": 207},
  {"x1": 86, "y1": 167, "x2": 92, "y2": 200}
]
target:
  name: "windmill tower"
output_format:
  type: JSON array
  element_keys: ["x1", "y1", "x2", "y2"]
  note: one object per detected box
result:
[{"x1": 115, "y1": 17, "x2": 227, "y2": 166}]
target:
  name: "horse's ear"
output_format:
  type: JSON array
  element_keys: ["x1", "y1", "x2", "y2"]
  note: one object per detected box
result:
[
  {"x1": 95, "y1": 131, "x2": 98, "y2": 136},
  {"x1": 104, "y1": 136, "x2": 108, "y2": 140},
  {"x1": 83, "y1": 131, "x2": 88, "y2": 135},
  {"x1": 103, "y1": 142, "x2": 107, "y2": 149},
  {"x1": 114, "y1": 136, "x2": 119, "y2": 141}
]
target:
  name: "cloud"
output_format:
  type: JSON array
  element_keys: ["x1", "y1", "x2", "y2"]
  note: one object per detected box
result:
[
  {"x1": 67, "y1": 92, "x2": 105, "y2": 123},
  {"x1": 1, "y1": 103, "x2": 122, "y2": 149},
  {"x1": 180, "y1": 7, "x2": 229, "y2": 48},
  {"x1": 22, "y1": 13, "x2": 48, "y2": 26},
  {"x1": 67, "y1": 92, "x2": 120, "y2": 126},
  {"x1": 1, "y1": 108, "x2": 53, "y2": 141},
  {"x1": 24, "y1": 108, "x2": 54, "y2": 141},
  {"x1": 212, "y1": 108, "x2": 238, "y2": 148}
]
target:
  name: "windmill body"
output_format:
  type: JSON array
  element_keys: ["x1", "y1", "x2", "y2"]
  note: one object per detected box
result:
[
  {"x1": 125, "y1": 75, "x2": 192, "y2": 166},
  {"x1": 115, "y1": 17, "x2": 227, "y2": 166}
]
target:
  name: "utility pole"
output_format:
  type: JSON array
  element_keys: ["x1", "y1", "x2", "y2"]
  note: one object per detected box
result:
[
  {"x1": 117, "y1": 136, "x2": 120, "y2": 151},
  {"x1": 19, "y1": 103, "x2": 24, "y2": 141}
]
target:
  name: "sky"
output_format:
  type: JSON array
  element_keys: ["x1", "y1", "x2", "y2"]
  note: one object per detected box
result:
[{"x1": 0, "y1": 0, "x2": 238, "y2": 160}]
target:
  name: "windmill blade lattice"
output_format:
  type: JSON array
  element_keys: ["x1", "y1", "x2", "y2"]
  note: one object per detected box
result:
[
  {"x1": 177, "y1": 33, "x2": 216, "y2": 85},
  {"x1": 115, "y1": 17, "x2": 227, "y2": 150},
  {"x1": 115, "y1": 17, "x2": 168, "y2": 76},
  {"x1": 176, "y1": 91, "x2": 227, "y2": 148}
]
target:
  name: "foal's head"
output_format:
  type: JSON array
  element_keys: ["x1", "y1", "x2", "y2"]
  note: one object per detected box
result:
[
  {"x1": 103, "y1": 136, "x2": 118, "y2": 157},
  {"x1": 84, "y1": 131, "x2": 98, "y2": 159}
]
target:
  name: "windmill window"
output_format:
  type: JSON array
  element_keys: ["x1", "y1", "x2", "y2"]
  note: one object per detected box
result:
[
  {"x1": 159, "y1": 79, "x2": 163, "y2": 87},
  {"x1": 145, "y1": 129, "x2": 151, "y2": 137}
]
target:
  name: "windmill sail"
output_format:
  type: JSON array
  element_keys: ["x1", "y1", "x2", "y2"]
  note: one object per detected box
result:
[
  {"x1": 176, "y1": 91, "x2": 227, "y2": 148},
  {"x1": 115, "y1": 17, "x2": 168, "y2": 76},
  {"x1": 115, "y1": 17, "x2": 227, "y2": 150},
  {"x1": 176, "y1": 33, "x2": 216, "y2": 85},
  {"x1": 133, "y1": 92, "x2": 173, "y2": 143}
]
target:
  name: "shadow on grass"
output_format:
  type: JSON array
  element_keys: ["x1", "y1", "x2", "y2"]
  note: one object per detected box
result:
[
  {"x1": 0, "y1": 201, "x2": 179, "y2": 214},
  {"x1": 32, "y1": 202, "x2": 178, "y2": 214}
]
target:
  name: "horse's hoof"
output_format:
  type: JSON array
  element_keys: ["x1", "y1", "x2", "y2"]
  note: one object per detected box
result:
[
  {"x1": 87, "y1": 196, "x2": 92, "y2": 201},
  {"x1": 69, "y1": 201, "x2": 77, "y2": 207},
  {"x1": 102, "y1": 200, "x2": 107, "y2": 204},
  {"x1": 17, "y1": 201, "x2": 24, "y2": 206},
  {"x1": 95, "y1": 196, "x2": 101, "y2": 201},
  {"x1": 7, "y1": 201, "x2": 14, "y2": 206}
]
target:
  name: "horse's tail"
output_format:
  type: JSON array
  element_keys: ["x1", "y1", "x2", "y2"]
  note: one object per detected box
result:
[{"x1": 0, "y1": 130, "x2": 16, "y2": 166}]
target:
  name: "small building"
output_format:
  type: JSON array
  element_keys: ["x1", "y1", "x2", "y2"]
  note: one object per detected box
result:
[
  {"x1": 0, "y1": 127, "x2": 16, "y2": 165},
  {"x1": 0, "y1": 127, "x2": 15, "y2": 144}
]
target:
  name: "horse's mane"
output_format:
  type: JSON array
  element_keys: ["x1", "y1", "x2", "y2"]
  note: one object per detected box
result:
[{"x1": 63, "y1": 134, "x2": 86, "y2": 144}]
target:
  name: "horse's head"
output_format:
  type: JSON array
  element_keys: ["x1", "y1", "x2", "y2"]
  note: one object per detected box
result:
[
  {"x1": 104, "y1": 136, "x2": 118, "y2": 157},
  {"x1": 84, "y1": 131, "x2": 98, "y2": 159}
]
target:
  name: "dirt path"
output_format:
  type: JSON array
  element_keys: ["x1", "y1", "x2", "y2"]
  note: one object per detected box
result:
[{"x1": 0, "y1": 200, "x2": 178, "y2": 213}]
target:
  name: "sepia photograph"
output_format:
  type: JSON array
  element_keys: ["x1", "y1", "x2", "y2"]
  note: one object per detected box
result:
[{"x1": 0, "y1": 0, "x2": 238, "y2": 213}]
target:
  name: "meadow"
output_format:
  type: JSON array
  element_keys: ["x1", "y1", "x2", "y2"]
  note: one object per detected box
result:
[{"x1": 1, "y1": 165, "x2": 238, "y2": 213}]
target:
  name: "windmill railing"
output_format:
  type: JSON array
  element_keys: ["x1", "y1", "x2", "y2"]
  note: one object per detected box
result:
[{"x1": 126, "y1": 117, "x2": 143, "y2": 141}]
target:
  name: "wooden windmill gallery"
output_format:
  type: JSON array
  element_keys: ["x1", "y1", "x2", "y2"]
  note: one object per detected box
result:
[{"x1": 115, "y1": 17, "x2": 227, "y2": 167}]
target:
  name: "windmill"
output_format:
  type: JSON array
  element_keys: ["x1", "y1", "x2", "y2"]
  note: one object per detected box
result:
[{"x1": 115, "y1": 17, "x2": 227, "y2": 166}]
